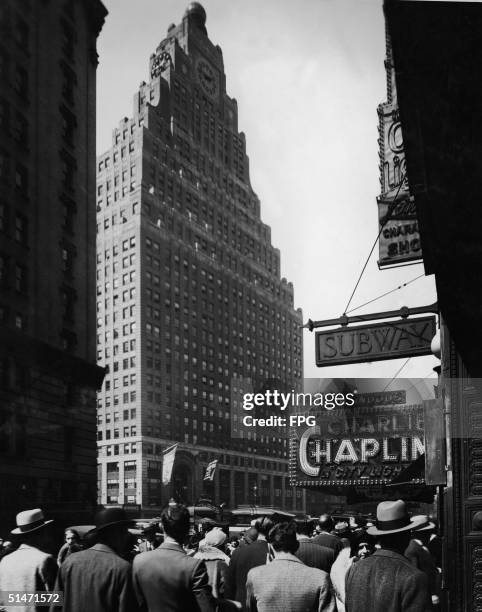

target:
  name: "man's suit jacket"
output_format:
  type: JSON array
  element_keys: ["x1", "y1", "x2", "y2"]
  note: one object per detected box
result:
[
  {"x1": 246, "y1": 554, "x2": 335, "y2": 612},
  {"x1": 345, "y1": 549, "x2": 432, "y2": 612},
  {"x1": 405, "y1": 539, "x2": 440, "y2": 598},
  {"x1": 427, "y1": 535, "x2": 442, "y2": 568},
  {"x1": 296, "y1": 538, "x2": 335, "y2": 572},
  {"x1": 132, "y1": 540, "x2": 216, "y2": 612},
  {"x1": 0, "y1": 544, "x2": 57, "y2": 612},
  {"x1": 225, "y1": 539, "x2": 269, "y2": 606},
  {"x1": 312, "y1": 533, "x2": 343, "y2": 557},
  {"x1": 55, "y1": 543, "x2": 138, "y2": 612}
]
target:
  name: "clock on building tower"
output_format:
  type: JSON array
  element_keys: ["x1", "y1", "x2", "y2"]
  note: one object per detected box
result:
[{"x1": 195, "y1": 57, "x2": 219, "y2": 99}]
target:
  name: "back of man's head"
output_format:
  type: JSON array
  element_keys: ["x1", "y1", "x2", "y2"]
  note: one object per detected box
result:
[
  {"x1": 296, "y1": 519, "x2": 314, "y2": 537},
  {"x1": 269, "y1": 522, "x2": 299, "y2": 554},
  {"x1": 255, "y1": 516, "x2": 274, "y2": 537},
  {"x1": 319, "y1": 514, "x2": 334, "y2": 533},
  {"x1": 378, "y1": 530, "x2": 411, "y2": 554},
  {"x1": 161, "y1": 501, "x2": 190, "y2": 543}
]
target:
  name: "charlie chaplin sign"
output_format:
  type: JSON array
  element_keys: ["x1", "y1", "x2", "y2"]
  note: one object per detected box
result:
[{"x1": 290, "y1": 402, "x2": 425, "y2": 487}]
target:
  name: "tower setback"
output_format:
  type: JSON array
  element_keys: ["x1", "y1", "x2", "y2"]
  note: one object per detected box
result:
[{"x1": 96, "y1": 4, "x2": 303, "y2": 511}]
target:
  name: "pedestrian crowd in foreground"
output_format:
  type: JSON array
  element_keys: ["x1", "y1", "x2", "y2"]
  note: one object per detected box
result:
[{"x1": 0, "y1": 499, "x2": 442, "y2": 611}]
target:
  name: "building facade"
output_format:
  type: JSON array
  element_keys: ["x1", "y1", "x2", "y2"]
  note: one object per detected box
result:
[
  {"x1": 0, "y1": 0, "x2": 106, "y2": 529},
  {"x1": 96, "y1": 3, "x2": 304, "y2": 513}
]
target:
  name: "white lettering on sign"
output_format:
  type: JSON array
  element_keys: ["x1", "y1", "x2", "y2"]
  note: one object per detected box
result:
[{"x1": 298, "y1": 434, "x2": 425, "y2": 478}]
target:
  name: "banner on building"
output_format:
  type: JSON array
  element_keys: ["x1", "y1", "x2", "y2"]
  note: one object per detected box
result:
[
  {"x1": 204, "y1": 459, "x2": 218, "y2": 481},
  {"x1": 162, "y1": 443, "x2": 178, "y2": 486}
]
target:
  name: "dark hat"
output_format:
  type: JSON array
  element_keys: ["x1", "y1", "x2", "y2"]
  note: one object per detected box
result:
[
  {"x1": 11, "y1": 508, "x2": 53, "y2": 535},
  {"x1": 88, "y1": 508, "x2": 134, "y2": 535},
  {"x1": 367, "y1": 500, "x2": 428, "y2": 536}
]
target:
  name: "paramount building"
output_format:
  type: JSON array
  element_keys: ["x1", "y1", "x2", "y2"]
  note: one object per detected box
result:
[{"x1": 96, "y1": 3, "x2": 303, "y2": 512}]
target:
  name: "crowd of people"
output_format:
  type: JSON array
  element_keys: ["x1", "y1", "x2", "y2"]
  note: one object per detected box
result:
[{"x1": 0, "y1": 499, "x2": 442, "y2": 611}]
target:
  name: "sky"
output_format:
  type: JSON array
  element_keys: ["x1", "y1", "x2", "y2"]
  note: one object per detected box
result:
[{"x1": 96, "y1": 0, "x2": 439, "y2": 382}]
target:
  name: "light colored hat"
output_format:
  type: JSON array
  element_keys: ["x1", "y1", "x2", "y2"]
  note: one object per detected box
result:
[
  {"x1": 11, "y1": 508, "x2": 53, "y2": 535},
  {"x1": 367, "y1": 500, "x2": 428, "y2": 536},
  {"x1": 203, "y1": 527, "x2": 227, "y2": 547},
  {"x1": 411, "y1": 515, "x2": 436, "y2": 532}
]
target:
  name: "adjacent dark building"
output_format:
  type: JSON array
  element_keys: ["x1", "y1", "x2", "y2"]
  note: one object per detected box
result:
[
  {"x1": 0, "y1": 0, "x2": 106, "y2": 529},
  {"x1": 96, "y1": 3, "x2": 304, "y2": 513},
  {"x1": 385, "y1": 1, "x2": 482, "y2": 609}
]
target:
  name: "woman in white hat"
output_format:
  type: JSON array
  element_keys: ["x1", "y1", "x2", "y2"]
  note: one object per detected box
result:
[{"x1": 193, "y1": 527, "x2": 230, "y2": 600}]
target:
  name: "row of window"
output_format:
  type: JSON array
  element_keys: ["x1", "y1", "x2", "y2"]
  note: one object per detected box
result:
[
  {"x1": 104, "y1": 374, "x2": 136, "y2": 391},
  {"x1": 98, "y1": 139, "x2": 135, "y2": 173},
  {"x1": 97, "y1": 164, "x2": 136, "y2": 195},
  {"x1": 101, "y1": 443, "x2": 137, "y2": 457},
  {"x1": 97, "y1": 338, "x2": 136, "y2": 361},
  {"x1": 97, "y1": 425, "x2": 136, "y2": 441},
  {"x1": 0, "y1": 255, "x2": 27, "y2": 292}
]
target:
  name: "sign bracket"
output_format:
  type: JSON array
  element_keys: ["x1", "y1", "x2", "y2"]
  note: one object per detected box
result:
[{"x1": 303, "y1": 302, "x2": 438, "y2": 332}]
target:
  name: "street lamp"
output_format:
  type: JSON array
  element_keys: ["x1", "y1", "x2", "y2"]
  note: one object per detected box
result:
[{"x1": 253, "y1": 484, "x2": 258, "y2": 506}]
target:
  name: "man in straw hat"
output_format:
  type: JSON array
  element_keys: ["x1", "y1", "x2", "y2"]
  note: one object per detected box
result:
[
  {"x1": 345, "y1": 500, "x2": 432, "y2": 612},
  {"x1": 54, "y1": 507, "x2": 139, "y2": 612},
  {"x1": 0, "y1": 508, "x2": 57, "y2": 610}
]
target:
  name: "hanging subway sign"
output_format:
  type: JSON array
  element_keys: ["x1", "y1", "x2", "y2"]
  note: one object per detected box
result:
[
  {"x1": 315, "y1": 316, "x2": 436, "y2": 367},
  {"x1": 290, "y1": 404, "x2": 425, "y2": 487}
]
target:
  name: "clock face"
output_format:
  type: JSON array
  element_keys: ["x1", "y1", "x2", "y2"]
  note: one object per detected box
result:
[{"x1": 196, "y1": 58, "x2": 219, "y2": 99}]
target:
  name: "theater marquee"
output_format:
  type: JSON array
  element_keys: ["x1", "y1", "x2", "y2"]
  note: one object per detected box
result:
[
  {"x1": 290, "y1": 402, "x2": 425, "y2": 487},
  {"x1": 377, "y1": 44, "x2": 423, "y2": 268}
]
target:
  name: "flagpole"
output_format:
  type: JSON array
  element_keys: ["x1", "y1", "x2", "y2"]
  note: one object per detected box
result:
[{"x1": 163, "y1": 442, "x2": 179, "y2": 455}]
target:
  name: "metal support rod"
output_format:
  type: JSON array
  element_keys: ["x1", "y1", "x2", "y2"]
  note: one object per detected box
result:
[{"x1": 302, "y1": 302, "x2": 438, "y2": 332}]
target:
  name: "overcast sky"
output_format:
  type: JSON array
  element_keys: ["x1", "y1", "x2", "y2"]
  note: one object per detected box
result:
[{"x1": 96, "y1": 0, "x2": 439, "y2": 383}]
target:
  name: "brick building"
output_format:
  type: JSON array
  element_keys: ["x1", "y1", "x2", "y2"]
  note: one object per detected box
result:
[
  {"x1": 0, "y1": 0, "x2": 106, "y2": 529},
  {"x1": 96, "y1": 3, "x2": 304, "y2": 513}
]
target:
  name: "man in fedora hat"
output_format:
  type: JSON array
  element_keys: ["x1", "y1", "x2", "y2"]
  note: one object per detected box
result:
[
  {"x1": 0, "y1": 508, "x2": 57, "y2": 611},
  {"x1": 225, "y1": 516, "x2": 274, "y2": 606},
  {"x1": 405, "y1": 517, "x2": 441, "y2": 609},
  {"x1": 54, "y1": 507, "x2": 139, "y2": 612},
  {"x1": 345, "y1": 500, "x2": 432, "y2": 612}
]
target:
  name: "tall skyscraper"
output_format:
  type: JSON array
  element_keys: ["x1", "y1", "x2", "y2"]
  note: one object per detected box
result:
[
  {"x1": 0, "y1": 0, "x2": 107, "y2": 525},
  {"x1": 96, "y1": 3, "x2": 303, "y2": 512}
]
